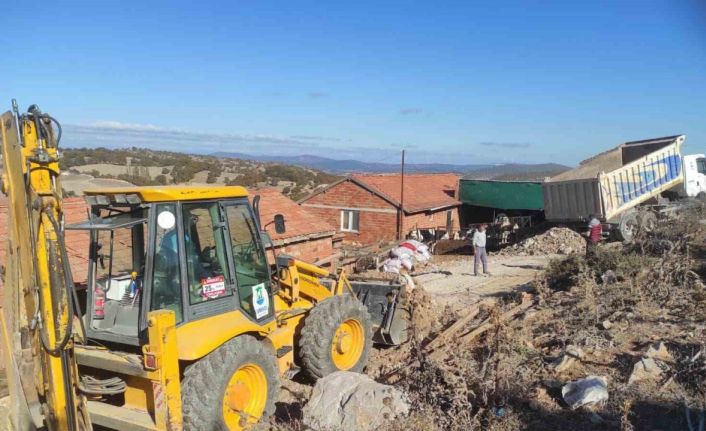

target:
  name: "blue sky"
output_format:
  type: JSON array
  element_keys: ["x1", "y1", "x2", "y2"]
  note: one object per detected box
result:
[{"x1": 1, "y1": 1, "x2": 705, "y2": 165}]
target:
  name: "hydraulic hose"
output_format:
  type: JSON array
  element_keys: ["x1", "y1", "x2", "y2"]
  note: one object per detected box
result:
[
  {"x1": 49, "y1": 208, "x2": 87, "y2": 343},
  {"x1": 36, "y1": 208, "x2": 74, "y2": 356}
]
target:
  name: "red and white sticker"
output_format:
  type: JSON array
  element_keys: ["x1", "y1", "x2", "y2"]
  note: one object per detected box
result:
[{"x1": 201, "y1": 275, "x2": 226, "y2": 299}]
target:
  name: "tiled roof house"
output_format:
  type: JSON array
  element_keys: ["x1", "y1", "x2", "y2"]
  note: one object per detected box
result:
[{"x1": 299, "y1": 173, "x2": 461, "y2": 245}]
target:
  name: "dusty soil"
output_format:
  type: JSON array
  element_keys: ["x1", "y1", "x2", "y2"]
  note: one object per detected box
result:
[{"x1": 414, "y1": 254, "x2": 551, "y2": 309}]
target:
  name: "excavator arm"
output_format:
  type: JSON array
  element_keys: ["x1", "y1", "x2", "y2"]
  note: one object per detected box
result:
[{"x1": 0, "y1": 101, "x2": 90, "y2": 431}]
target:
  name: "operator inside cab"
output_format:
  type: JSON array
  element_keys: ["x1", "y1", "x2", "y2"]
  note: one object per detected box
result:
[{"x1": 69, "y1": 189, "x2": 274, "y2": 346}]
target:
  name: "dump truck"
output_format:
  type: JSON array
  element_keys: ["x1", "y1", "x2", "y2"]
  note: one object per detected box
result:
[
  {"x1": 543, "y1": 135, "x2": 706, "y2": 241},
  {"x1": 1, "y1": 102, "x2": 409, "y2": 431}
]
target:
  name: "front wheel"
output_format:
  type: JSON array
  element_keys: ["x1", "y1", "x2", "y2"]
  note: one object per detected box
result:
[
  {"x1": 299, "y1": 294, "x2": 373, "y2": 379},
  {"x1": 182, "y1": 335, "x2": 280, "y2": 431}
]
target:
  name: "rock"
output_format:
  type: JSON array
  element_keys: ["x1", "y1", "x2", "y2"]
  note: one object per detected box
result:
[
  {"x1": 562, "y1": 376, "x2": 609, "y2": 410},
  {"x1": 645, "y1": 341, "x2": 674, "y2": 362},
  {"x1": 302, "y1": 371, "x2": 410, "y2": 431},
  {"x1": 628, "y1": 342, "x2": 674, "y2": 385},
  {"x1": 601, "y1": 270, "x2": 617, "y2": 285},
  {"x1": 551, "y1": 346, "x2": 584, "y2": 373},
  {"x1": 600, "y1": 320, "x2": 613, "y2": 330},
  {"x1": 628, "y1": 357, "x2": 669, "y2": 385}
]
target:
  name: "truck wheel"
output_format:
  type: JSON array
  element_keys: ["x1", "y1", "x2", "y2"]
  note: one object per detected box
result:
[
  {"x1": 182, "y1": 335, "x2": 280, "y2": 431},
  {"x1": 617, "y1": 211, "x2": 639, "y2": 242},
  {"x1": 638, "y1": 211, "x2": 657, "y2": 233},
  {"x1": 299, "y1": 294, "x2": 373, "y2": 379}
]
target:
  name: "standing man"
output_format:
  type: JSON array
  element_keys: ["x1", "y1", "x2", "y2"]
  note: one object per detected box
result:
[
  {"x1": 473, "y1": 224, "x2": 490, "y2": 276},
  {"x1": 586, "y1": 214, "x2": 602, "y2": 256}
]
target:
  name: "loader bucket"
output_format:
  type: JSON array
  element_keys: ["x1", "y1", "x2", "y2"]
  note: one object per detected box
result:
[{"x1": 349, "y1": 280, "x2": 410, "y2": 346}]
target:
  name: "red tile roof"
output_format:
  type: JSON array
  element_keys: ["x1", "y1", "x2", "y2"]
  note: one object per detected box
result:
[
  {"x1": 350, "y1": 173, "x2": 460, "y2": 213},
  {"x1": 252, "y1": 188, "x2": 336, "y2": 242}
]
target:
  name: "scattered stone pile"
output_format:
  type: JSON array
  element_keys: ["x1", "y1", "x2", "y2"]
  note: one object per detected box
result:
[{"x1": 499, "y1": 227, "x2": 586, "y2": 256}]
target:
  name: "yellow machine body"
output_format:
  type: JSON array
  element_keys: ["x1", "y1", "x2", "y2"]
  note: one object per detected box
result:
[{"x1": 1, "y1": 107, "x2": 89, "y2": 430}]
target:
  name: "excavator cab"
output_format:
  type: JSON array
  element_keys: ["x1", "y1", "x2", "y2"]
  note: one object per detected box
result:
[{"x1": 68, "y1": 188, "x2": 275, "y2": 346}]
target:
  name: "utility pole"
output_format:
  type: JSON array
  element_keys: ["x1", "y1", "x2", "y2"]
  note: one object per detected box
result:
[{"x1": 397, "y1": 150, "x2": 405, "y2": 241}]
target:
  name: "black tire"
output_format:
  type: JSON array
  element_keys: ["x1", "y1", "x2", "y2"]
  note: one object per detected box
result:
[
  {"x1": 182, "y1": 335, "x2": 280, "y2": 431},
  {"x1": 638, "y1": 211, "x2": 657, "y2": 233},
  {"x1": 299, "y1": 294, "x2": 373, "y2": 379},
  {"x1": 617, "y1": 211, "x2": 639, "y2": 243}
]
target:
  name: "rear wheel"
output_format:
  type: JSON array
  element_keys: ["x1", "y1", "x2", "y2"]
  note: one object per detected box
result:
[
  {"x1": 617, "y1": 211, "x2": 639, "y2": 242},
  {"x1": 638, "y1": 211, "x2": 657, "y2": 233},
  {"x1": 299, "y1": 294, "x2": 373, "y2": 379},
  {"x1": 182, "y1": 335, "x2": 280, "y2": 431}
]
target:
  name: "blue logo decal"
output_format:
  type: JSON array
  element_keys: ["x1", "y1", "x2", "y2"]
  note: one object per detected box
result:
[{"x1": 614, "y1": 155, "x2": 681, "y2": 205}]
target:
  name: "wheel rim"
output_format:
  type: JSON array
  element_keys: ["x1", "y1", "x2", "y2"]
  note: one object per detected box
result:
[
  {"x1": 621, "y1": 216, "x2": 638, "y2": 241},
  {"x1": 331, "y1": 319, "x2": 365, "y2": 370},
  {"x1": 222, "y1": 363, "x2": 268, "y2": 430}
]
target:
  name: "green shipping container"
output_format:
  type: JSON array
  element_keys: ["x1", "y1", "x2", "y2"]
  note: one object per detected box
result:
[{"x1": 459, "y1": 179, "x2": 544, "y2": 210}]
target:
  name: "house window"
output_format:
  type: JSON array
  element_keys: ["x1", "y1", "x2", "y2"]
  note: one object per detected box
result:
[{"x1": 340, "y1": 210, "x2": 360, "y2": 232}]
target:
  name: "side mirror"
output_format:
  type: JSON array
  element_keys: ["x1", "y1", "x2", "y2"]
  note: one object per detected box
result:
[{"x1": 274, "y1": 214, "x2": 286, "y2": 234}]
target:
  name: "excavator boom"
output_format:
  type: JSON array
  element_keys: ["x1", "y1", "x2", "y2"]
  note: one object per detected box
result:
[{"x1": 0, "y1": 102, "x2": 89, "y2": 431}]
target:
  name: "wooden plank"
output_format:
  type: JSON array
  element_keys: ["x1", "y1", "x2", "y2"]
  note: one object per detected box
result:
[
  {"x1": 428, "y1": 294, "x2": 535, "y2": 361},
  {"x1": 459, "y1": 294, "x2": 534, "y2": 342},
  {"x1": 424, "y1": 298, "x2": 495, "y2": 353}
]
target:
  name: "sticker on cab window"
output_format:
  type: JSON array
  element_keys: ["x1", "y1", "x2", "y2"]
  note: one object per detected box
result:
[
  {"x1": 201, "y1": 275, "x2": 226, "y2": 299},
  {"x1": 252, "y1": 283, "x2": 270, "y2": 319}
]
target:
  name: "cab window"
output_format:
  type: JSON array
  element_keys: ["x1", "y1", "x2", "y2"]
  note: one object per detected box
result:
[
  {"x1": 697, "y1": 158, "x2": 706, "y2": 175},
  {"x1": 225, "y1": 204, "x2": 272, "y2": 320},
  {"x1": 151, "y1": 204, "x2": 183, "y2": 323},
  {"x1": 181, "y1": 202, "x2": 233, "y2": 305}
]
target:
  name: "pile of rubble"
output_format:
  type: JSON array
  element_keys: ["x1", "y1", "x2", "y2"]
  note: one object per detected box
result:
[{"x1": 499, "y1": 227, "x2": 586, "y2": 256}]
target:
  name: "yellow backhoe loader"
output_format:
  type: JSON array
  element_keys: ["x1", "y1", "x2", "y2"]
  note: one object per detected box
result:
[{"x1": 1, "y1": 102, "x2": 409, "y2": 431}]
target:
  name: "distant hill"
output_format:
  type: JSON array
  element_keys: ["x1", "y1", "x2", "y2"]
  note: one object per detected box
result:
[
  {"x1": 211, "y1": 152, "x2": 492, "y2": 174},
  {"x1": 463, "y1": 163, "x2": 571, "y2": 181},
  {"x1": 60, "y1": 147, "x2": 340, "y2": 200}
]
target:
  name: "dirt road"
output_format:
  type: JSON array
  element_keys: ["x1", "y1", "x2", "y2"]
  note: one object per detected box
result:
[{"x1": 415, "y1": 254, "x2": 552, "y2": 309}]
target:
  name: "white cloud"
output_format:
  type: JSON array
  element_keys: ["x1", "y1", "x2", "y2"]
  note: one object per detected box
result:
[{"x1": 88, "y1": 121, "x2": 166, "y2": 132}]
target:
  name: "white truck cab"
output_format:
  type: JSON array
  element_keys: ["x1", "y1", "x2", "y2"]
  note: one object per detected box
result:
[{"x1": 680, "y1": 154, "x2": 706, "y2": 198}]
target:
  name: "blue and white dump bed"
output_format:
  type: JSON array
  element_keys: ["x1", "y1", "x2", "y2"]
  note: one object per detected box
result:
[{"x1": 544, "y1": 135, "x2": 686, "y2": 223}]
